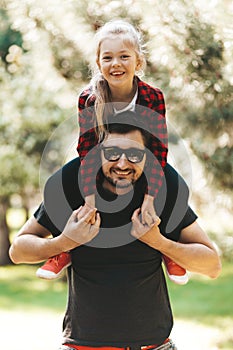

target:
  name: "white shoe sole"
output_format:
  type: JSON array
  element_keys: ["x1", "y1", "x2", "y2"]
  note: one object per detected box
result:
[
  {"x1": 36, "y1": 262, "x2": 71, "y2": 280},
  {"x1": 166, "y1": 272, "x2": 189, "y2": 285}
]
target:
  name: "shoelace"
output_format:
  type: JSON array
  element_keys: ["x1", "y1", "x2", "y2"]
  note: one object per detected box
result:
[{"x1": 47, "y1": 255, "x2": 60, "y2": 266}]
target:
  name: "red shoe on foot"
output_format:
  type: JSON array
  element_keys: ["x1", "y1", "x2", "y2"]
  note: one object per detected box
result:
[
  {"x1": 163, "y1": 255, "x2": 189, "y2": 285},
  {"x1": 36, "y1": 252, "x2": 71, "y2": 280}
]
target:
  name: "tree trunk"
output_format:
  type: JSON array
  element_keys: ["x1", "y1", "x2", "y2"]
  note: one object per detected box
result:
[{"x1": 0, "y1": 197, "x2": 12, "y2": 266}]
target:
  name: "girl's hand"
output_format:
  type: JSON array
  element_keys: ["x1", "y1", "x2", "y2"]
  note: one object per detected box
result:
[{"x1": 141, "y1": 194, "x2": 158, "y2": 226}]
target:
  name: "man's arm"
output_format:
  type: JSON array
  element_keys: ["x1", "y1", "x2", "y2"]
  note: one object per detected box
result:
[
  {"x1": 9, "y1": 207, "x2": 100, "y2": 264},
  {"x1": 131, "y1": 210, "x2": 221, "y2": 279},
  {"x1": 158, "y1": 221, "x2": 221, "y2": 278}
]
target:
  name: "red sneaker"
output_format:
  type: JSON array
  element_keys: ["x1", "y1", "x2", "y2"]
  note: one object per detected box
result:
[
  {"x1": 162, "y1": 255, "x2": 189, "y2": 285},
  {"x1": 36, "y1": 252, "x2": 71, "y2": 279}
]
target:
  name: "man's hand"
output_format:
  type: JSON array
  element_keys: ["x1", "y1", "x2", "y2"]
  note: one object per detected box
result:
[
  {"x1": 60, "y1": 206, "x2": 101, "y2": 250},
  {"x1": 141, "y1": 194, "x2": 157, "y2": 226},
  {"x1": 131, "y1": 208, "x2": 163, "y2": 249}
]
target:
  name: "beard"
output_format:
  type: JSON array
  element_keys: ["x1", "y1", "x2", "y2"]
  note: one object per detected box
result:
[{"x1": 104, "y1": 175, "x2": 136, "y2": 189}]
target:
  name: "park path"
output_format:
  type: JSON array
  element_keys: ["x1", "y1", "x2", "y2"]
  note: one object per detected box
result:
[{"x1": 0, "y1": 310, "x2": 222, "y2": 350}]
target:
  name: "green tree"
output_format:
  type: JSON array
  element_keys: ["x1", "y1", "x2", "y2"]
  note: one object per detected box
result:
[
  {"x1": 138, "y1": 0, "x2": 233, "y2": 196},
  {"x1": 1, "y1": 0, "x2": 232, "y2": 265},
  {"x1": 0, "y1": 6, "x2": 76, "y2": 265},
  {"x1": 171, "y1": 13, "x2": 233, "y2": 193}
]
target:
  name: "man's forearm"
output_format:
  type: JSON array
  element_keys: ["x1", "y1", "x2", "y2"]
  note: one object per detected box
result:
[
  {"x1": 157, "y1": 237, "x2": 221, "y2": 278},
  {"x1": 9, "y1": 233, "x2": 66, "y2": 264},
  {"x1": 10, "y1": 207, "x2": 100, "y2": 265},
  {"x1": 134, "y1": 219, "x2": 222, "y2": 279}
]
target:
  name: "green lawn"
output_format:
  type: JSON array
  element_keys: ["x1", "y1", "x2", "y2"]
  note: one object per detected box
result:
[
  {"x1": 167, "y1": 262, "x2": 233, "y2": 349},
  {"x1": 1, "y1": 261, "x2": 232, "y2": 318},
  {"x1": 167, "y1": 261, "x2": 233, "y2": 323},
  {"x1": 0, "y1": 264, "x2": 67, "y2": 312},
  {"x1": 0, "y1": 261, "x2": 233, "y2": 348}
]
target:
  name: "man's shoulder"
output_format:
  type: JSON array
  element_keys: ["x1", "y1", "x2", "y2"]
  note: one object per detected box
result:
[
  {"x1": 163, "y1": 163, "x2": 189, "y2": 199},
  {"x1": 44, "y1": 157, "x2": 82, "y2": 209},
  {"x1": 37, "y1": 158, "x2": 83, "y2": 235},
  {"x1": 155, "y1": 164, "x2": 189, "y2": 219},
  {"x1": 45, "y1": 158, "x2": 80, "y2": 185}
]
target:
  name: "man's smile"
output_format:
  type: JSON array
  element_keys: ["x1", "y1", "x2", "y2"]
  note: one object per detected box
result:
[{"x1": 112, "y1": 168, "x2": 134, "y2": 176}]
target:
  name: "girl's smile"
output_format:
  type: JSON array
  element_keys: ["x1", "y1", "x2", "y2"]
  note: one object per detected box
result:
[{"x1": 97, "y1": 36, "x2": 141, "y2": 100}]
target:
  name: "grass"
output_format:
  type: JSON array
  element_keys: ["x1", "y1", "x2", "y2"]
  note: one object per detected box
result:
[
  {"x1": 167, "y1": 261, "x2": 233, "y2": 323},
  {"x1": 0, "y1": 264, "x2": 67, "y2": 312},
  {"x1": 1, "y1": 261, "x2": 233, "y2": 349},
  {"x1": 166, "y1": 261, "x2": 233, "y2": 349},
  {"x1": 1, "y1": 261, "x2": 232, "y2": 318}
]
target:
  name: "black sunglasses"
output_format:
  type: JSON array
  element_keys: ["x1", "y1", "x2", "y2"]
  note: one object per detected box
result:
[{"x1": 101, "y1": 146, "x2": 146, "y2": 163}]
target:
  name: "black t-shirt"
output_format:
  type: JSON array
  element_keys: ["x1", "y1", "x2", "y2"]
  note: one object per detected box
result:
[{"x1": 34, "y1": 158, "x2": 197, "y2": 347}]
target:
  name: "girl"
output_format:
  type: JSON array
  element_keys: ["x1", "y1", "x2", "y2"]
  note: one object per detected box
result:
[{"x1": 36, "y1": 19, "x2": 188, "y2": 285}]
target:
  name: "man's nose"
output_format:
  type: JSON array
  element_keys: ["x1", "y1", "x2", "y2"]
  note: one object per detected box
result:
[{"x1": 117, "y1": 153, "x2": 128, "y2": 167}]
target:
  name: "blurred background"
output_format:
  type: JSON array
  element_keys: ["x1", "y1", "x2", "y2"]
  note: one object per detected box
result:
[{"x1": 0, "y1": 0, "x2": 232, "y2": 349}]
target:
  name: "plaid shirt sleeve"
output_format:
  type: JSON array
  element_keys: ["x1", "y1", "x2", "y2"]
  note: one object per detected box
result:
[
  {"x1": 137, "y1": 79, "x2": 168, "y2": 198},
  {"x1": 76, "y1": 88, "x2": 100, "y2": 196}
]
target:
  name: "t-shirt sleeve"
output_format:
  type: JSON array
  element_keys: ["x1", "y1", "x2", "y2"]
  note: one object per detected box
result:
[
  {"x1": 34, "y1": 202, "x2": 61, "y2": 237},
  {"x1": 179, "y1": 206, "x2": 197, "y2": 230},
  {"x1": 157, "y1": 163, "x2": 198, "y2": 241}
]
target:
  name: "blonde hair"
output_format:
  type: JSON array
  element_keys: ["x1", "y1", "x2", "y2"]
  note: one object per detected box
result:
[{"x1": 87, "y1": 20, "x2": 146, "y2": 139}]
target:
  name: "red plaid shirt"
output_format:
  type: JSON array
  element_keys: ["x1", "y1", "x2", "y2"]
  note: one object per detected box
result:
[{"x1": 77, "y1": 77, "x2": 168, "y2": 198}]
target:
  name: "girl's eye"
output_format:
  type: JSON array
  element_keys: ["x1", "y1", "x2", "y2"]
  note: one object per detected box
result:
[
  {"x1": 121, "y1": 55, "x2": 130, "y2": 59},
  {"x1": 102, "y1": 56, "x2": 112, "y2": 61}
]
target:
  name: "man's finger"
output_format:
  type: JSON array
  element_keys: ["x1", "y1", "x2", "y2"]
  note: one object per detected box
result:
[
  {"x1": 131, "y1": 208, "x2": 141, "y2": 222},
  {"x1": 144, "y1": 211, "x2": 154, "y2": 226},
  {"x1": 89, "y1": 211, "x2": 96, "y2": 225},
  {"x1": 92, "y1": 213, "x2": 101, "y2": 228},
  {"x1": 81, "y1": 208, "x2": 97, "y2": 224}
]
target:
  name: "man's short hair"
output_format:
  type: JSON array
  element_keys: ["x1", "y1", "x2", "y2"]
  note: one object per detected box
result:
[{"x1": 103, "y1": 111, "x2": 151, "y2": 147}]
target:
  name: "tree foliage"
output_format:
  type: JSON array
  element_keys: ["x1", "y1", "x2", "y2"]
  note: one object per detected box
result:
[{"x1": 0, "y1": 0, "x2": 232, "y2": 264}]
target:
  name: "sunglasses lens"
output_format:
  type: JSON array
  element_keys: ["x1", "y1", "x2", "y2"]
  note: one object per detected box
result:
[
  {"x1": 127, "y1": 150, "x2": 144, "y2": 163},
  {"x1": 102, "y1": 147, "x2": 145, "y2": 163},
  {"x1": 103, "y1": 148, "x2": 120, "y2": 161}
]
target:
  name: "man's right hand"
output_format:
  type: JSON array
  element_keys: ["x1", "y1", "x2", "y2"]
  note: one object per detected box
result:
[{"x1": 60, "y1": 206, "x2": 101, "y2": 250}]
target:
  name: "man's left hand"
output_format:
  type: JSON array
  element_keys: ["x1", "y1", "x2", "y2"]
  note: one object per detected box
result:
[{"x1": 131, "y1": 208, "x2": 164, "y2": 249}]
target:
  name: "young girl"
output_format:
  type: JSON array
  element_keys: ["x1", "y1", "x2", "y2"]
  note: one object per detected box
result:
[{"x1": 36, "y1": 19, "x2": 188, "y2": 285}]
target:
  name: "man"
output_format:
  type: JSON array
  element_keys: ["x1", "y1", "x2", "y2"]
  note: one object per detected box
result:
[{"x1": 9, "y1": 112, "x2": 221, "y2": 350}]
